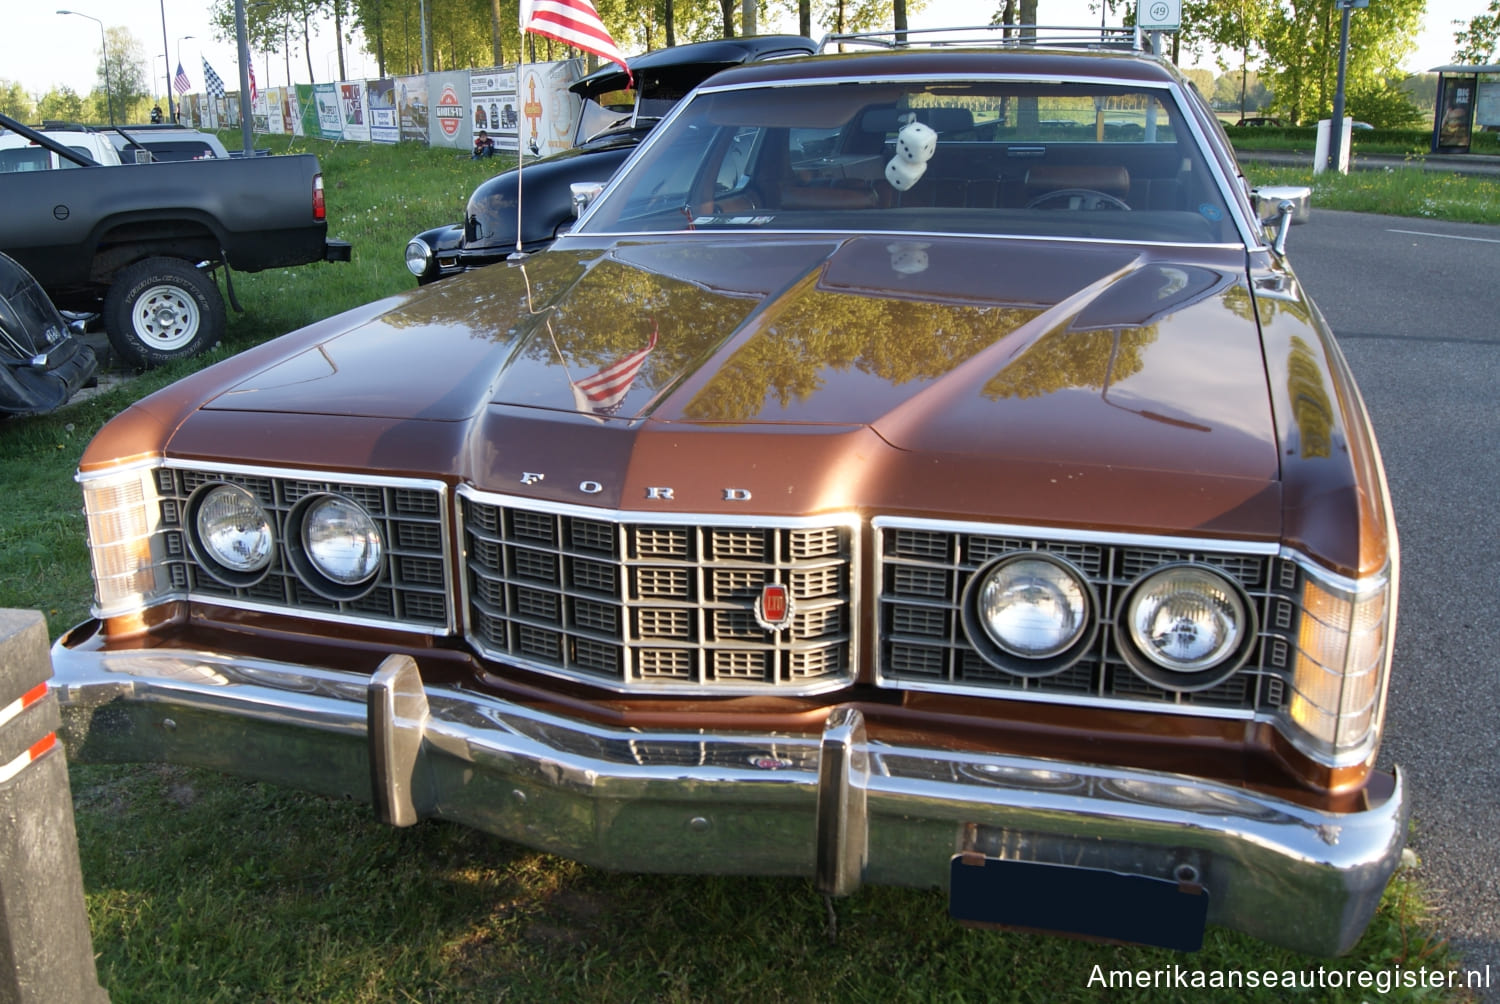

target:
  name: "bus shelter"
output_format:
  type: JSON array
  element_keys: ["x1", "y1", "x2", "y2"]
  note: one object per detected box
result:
[{"x1": 1428, "y1": 64, "x2": 1500, "y2": 153}]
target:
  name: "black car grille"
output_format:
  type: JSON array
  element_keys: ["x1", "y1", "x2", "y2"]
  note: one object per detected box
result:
[
  {"x1": 876, "y1": 520, "x2": 1297, "y2": 714},
  {"x1": 155, "y1": 466, "x2": 451, "y2": 629},
  {"x1": 462, "y1": 493, "x2": 855, "y2": 692}
]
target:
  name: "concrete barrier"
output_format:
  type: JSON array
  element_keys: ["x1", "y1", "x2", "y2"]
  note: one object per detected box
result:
[{"x1": 0, "y1": 609, "x2": 107, "y2": 1003}]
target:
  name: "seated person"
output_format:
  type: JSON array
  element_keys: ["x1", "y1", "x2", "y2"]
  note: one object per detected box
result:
[{"x1": 472, "y1": 130, "x2": 495, "y2": 159}]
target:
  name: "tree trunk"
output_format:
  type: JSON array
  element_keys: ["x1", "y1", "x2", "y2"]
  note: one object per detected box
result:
[
  {"x1": 491, "y1": 0, "x2": 504, "y2": 67},
  {"x1": 300, "y1": 12, "x2": 316, "y2": 83},
  {"x1": 799, "y1": 0, "x2": 811, "y2": 38},
  {"x1": 334, "y1": 0, "x2": 347, "y2": 82}
]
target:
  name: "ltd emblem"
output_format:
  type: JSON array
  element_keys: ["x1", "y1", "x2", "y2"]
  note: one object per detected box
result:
[{"x1": 754, "y1": 582, "x2": 795, "y2": 632}]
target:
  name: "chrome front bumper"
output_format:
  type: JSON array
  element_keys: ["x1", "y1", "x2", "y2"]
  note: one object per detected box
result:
[{"x1": 49, "y1": 628, "x2": 1408, "y2": 956}]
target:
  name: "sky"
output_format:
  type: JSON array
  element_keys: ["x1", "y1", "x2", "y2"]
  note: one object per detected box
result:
[{"x1": 2, "y1": 0, "x2": 1486, "y2": 102}]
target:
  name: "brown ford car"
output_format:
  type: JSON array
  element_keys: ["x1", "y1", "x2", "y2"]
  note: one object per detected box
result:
[{"x1": 50, "y1": 26, "x2": 1403, "y2": 956}]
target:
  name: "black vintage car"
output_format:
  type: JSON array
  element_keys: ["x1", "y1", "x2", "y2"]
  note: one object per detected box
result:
[
  {"x1": 404, "y1": 35, "x2": 815, "y2": 283},
  {"x1": 0, "y1": 251, "x2": 97, "y2": 417}
]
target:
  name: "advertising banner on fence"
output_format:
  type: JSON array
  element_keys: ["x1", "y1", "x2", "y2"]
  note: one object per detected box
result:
[
  {"x1": 295, "y1": 85, "x2": 319, "y2": 138},
  {"x1": 314, "y1": 83, "x2": 342, "y2": 140},
  {"x1": 368, "y1": 78, "x2": 399, "y2": 143},
  {"x1": 251, "y1": 90, "x2": 269, "y2": 135},
  {"x1": 285, "y1": 87, "x2": 304, "y2": 137},
  {"x1": 339, "y1": 82, "x2": 371, "y2": 143},
  {"x1": 427, "y1": 71, "x2": 470, "y2": 150},
  {"x1": 516, "y1": 60, "x2": 583, "y2": 158},
  {"x1": 397, "y1": 75, "x2": 428, "y2": 144},
  {"x1": 265, "y1": 87, "x2": 286, "y2": 134},
  {"x1": 470, "y1": 68, "x2": 518, "y2": 151}
]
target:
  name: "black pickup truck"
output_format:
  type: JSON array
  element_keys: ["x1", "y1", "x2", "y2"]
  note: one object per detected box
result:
[{"x1": 0, "y1": 113, "x2": 351, "y2": 367}]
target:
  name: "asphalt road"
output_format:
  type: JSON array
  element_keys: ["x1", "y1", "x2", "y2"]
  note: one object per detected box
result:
[{"x1": 1290, "y1": 210, "x2": 1500, "y2": 992}]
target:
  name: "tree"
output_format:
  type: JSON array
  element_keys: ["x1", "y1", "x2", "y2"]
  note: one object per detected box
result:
[
  {"x1": 36, "y1": 87, "x2": 85, "y2": 123},
  {"x1": 1453, "y1": 0, "x2": 1500, "y2": 63},
  {"x1": 1211, "y1": 70, "x2": 1271, "y2": 111},
  {"x1": 91, "y1": 26, "x2": 152, "y2": 123},
  {"x1": 0, "y1": 80, "x2": 34, "y2": 121},
  {"x1": 1258, "y1": 0, "x2": 1422, "y2": 126}
]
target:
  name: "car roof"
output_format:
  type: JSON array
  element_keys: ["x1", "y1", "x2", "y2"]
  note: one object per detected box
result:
[{"x1": 570, "y1": 35, "x2": 817, "y2": 97}]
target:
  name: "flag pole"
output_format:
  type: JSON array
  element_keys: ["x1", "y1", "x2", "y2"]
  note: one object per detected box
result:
[{"x1": 513, "y1": 1, "x2": 532, "y2": 258}]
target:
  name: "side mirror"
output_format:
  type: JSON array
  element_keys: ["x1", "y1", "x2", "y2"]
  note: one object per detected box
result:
[
  {"x1": 1250, "y1": 185, "x2": 1311, "y2": 255},
  {"x1": 570, "y1": 182, "x2": 606, "y2": 218}
]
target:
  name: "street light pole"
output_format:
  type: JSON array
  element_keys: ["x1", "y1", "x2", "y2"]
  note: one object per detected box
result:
[
  {"x1": 158, "y1": 0, "x2": 173, "y2": 123},
  {"x1": 175, "y1": 35, "x2": 195, "y2": 122},
  {"x1": 235, "y1": 0, "x2": 253, "y2": 155},
  {"x1": 1326, "y1": 0, "x2": 1366, "y2": 173},
  {"x1": 57, "y1": 9, "x2": 114, "y2": 125}
]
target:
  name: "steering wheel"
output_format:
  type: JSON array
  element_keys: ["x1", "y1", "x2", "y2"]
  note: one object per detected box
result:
[{"x1": 1026, "y1": 188, "x2": 1132, "y2": 211}]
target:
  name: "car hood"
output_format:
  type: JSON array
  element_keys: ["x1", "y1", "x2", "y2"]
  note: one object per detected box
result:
[{"x1": 206, "y1": 234, "x2": 1275, "y2": 479}]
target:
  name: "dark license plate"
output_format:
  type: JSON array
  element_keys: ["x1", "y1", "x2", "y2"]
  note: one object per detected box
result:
[{"x1": 949, "y1": 854, "x2": 1208, "y2": 952}]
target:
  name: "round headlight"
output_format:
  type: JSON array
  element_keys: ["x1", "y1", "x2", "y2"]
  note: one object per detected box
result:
[
  {"x1": 301, "y1": 495, "x2": 382, "y2": 585},
  {"x1": 404, "y1": 238, "x2": 433, "y2": 278},
  {"x1": 194, "y1": 484, "x2": 273, "y2": 575},
  {"x1": 974, "y1": 556, "x2": 1089, "y2": 660},
  {"x1": 1123, "y1": 565, "x2": 1247, "y2": 675}
]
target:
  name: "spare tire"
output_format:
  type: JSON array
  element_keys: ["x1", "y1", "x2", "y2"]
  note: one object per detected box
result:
[{"x1": 103, "y1": 257, "x2": 226, "y2": 368}]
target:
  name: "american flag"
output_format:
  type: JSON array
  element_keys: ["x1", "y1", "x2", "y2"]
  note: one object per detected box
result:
[
  {"x1": 570, "y1": 323, "x2": 658, "y2": 416},
  {"x1": 521, "y1": 0, "x2": 629, "y2": 78},
  {"x1": 173, "y1": 62, "x2": 191, "y2": 94},
  {"x1": 248, "y1": 60, "x2": 257, "y2": 101},
  {"x1": 202, "y1": 58, "x2": 226, "y2": 100}
]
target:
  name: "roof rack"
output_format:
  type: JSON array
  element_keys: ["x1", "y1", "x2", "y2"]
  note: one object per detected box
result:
[{"x1": 817, "y1": 23, "x2": 1157, "y2": 56}]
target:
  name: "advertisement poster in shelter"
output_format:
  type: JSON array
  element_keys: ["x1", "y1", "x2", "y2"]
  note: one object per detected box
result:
[
  {"x1": 368, "y1": 78, "x2": 399, "y2": 143},
  {"x1": 1434, "y1": 74, "x2": 1476, "y2": 152},
  {"x1": 397, "y1": 76, "x2": 429, "y2": 144}
]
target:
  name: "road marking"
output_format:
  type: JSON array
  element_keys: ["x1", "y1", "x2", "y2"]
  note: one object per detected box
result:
[{"x1": 1388, "y1": 228, "x2": 1500, "y2": 245}]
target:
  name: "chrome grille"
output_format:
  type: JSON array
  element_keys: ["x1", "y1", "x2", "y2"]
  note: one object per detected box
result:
[
  {"x1": 876, "y1": 519, "x2": 1296, "y2": 715},
  {"x1": 462, "y1": 491, "x2": 856, "y2": 693},
  {"x1": 154, "y1": 465, "x2": 451, "y2": 630}
]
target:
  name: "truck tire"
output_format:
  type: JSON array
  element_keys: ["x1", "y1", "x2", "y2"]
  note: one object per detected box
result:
[{"x1": 104, "y1": 257, "x2": 226, "y2": 368}]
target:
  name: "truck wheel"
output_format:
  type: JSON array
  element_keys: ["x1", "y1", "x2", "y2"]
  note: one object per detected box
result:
[{"x1": 104, "y1": 257, "x2": 226, "y2": 368}]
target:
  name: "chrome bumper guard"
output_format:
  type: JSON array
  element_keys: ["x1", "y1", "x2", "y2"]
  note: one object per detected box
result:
[{"x1": 49, "y1": 635, "x2": 1407, "y2": 956}]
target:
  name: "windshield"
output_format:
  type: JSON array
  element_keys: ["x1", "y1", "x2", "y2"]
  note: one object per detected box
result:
[
  {"x1": 580, "y1": 79, "x2": 1240, "y2": 245},
  {"x1": 575, "y1": 84, "x2": 635, "y2": 144}
]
